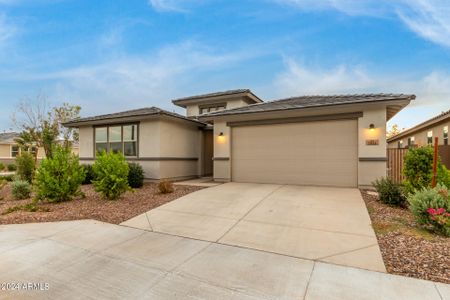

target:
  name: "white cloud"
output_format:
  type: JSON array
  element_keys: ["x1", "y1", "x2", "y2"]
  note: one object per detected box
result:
[
  {"x1": 273, "y1": 0, "x2": 450, "y2": 48},
  {"x1": 148, "y1": 0, "x2": 189, "y2": 12},
  {"x1": 273, "y1": 58, "x2": 450, "y2": 128},
  {"x1": 0, "y1": 14, "x2": 16, "y2": 46},
  {"x1": 25, "y1": 41, "x2": 251, "y2": 114}
]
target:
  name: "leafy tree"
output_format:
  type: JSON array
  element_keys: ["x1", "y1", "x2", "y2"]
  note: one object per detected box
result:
[
  {"x1": 12, "y1": 93, "x2": 81, "y2": 159},
  {"x1": 16, "y1": 152, "x2": 36, "y2": 183},
  {"x1": 386, "y1": 124, "x2": 404, "y2": 138}
]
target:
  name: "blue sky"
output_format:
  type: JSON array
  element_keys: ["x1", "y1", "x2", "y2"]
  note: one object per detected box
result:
[{"x1": 1, "y1": 0, "x2": 450, "y2": 132}]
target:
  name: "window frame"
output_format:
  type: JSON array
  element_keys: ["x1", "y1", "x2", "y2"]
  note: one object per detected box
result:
[
  {"x1": 444, "y1": 126, "x2": 448, "y2": 146},
  {"x1": 94, "y1": 123, "x2": 139, "y2": 158},
  {"x1": 10, "y1": 145, "x2": 20, "y2": 158},
  {"x1": 199, "y1": 103, "x2": 227, "y2": 115},
  {"x1": 427, "y1": 130, "x2": 433, "y2": 145}
]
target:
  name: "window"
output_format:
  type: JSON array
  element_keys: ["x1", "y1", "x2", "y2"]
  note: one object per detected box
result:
[
  {"x1": 199, "y1": 105, "x2": 226, "y2": 115},
  {"x1": 398, "y1": 140, "x2": 403, "y2": 149},
  {"x1": 408, "y1": 136, "x2": 415, "y2": 148},
  {"x1": 11, "y1": 145, "x2": 19, "y2": 157},
  {"x1": 95, "y1": 124, "x2": 138, "y2": 157},
  {"x1": 427, "y1": 130, "x2": 433, "y2": 145},
  {"x1": 444, "y1": 126, "x2": 448, "y2": 146}
]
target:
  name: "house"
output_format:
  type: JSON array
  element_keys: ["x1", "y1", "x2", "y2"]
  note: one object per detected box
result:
[
  {"x1": 64, "y1": 90, "x2": 414, "y2": 188},
  {"x1": 387, "y1": 109, "x2": 450, "y2": 148},
  {"x1": 0, "y1": 132, "x2": 45, "y2": 165},
  {"x1": 0, "y1": 131, "x2": 79, "y2": 165}
]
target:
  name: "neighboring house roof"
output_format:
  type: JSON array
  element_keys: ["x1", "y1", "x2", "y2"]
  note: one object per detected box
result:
[
  {"x1": 0, "y1": 132, "x2": 20, "y2": 144},
  {"x1": 199, "y1": 93, "x2": 415, "y2": 120},
  {"x1": 172, "y1": 89, "x2": 263, "y2": 108},
  {"x1": 387, "y1": 108, "x2": 450, "y2": 143},
  {"x1": 63, "y1": 107, "x2": 207, "y2": 127}
]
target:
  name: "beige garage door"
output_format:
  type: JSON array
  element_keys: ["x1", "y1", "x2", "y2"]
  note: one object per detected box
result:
[{"x1": 231, "y1": 119, "x2": 358, "y2": 187}]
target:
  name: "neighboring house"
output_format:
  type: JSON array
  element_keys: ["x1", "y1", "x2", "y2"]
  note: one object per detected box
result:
[
  {"x1": 64, "y1": 90, "x2": 414, "y2": 188},
  {"x1": 387, "y1": 109, "x2": 450, "y2": 148},
  {"x1": 0, "y1": 132, "x2": 79, "y2": 165},
  {"x1": 0, "y1": 132, "x2": 45, "y2": 165}
]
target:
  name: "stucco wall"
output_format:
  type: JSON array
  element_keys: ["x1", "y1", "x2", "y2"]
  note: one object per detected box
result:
[
  {"x1": 186, "y1": 99, "x2": 249, "y2": 117},
  {"x1": 0, "y1": 144, "x2": 10, "y2": 158},
  {"x1": 213, "y1": 120, "x2": 231, "y2": 181},
  {"x1": 357, "y1": 107, "x2": 387, "y2": 187}
]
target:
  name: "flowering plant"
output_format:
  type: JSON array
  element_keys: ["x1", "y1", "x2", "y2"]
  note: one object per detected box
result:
[{"x1": 426, "y1": 208, "x2": 450, "y2": 235}]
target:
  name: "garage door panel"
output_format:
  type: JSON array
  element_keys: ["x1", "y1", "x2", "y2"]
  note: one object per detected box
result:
[{"x1": 231, "y1": 120, "x2": 358, "y2": 187}]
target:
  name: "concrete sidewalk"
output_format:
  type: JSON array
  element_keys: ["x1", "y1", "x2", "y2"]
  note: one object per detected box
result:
[
  {"x1": 0, "y1": 220, "x2": 447, "y2": 300},
  {"x1": 122, "y1": 183, "x2": 386, "y2": 272}
]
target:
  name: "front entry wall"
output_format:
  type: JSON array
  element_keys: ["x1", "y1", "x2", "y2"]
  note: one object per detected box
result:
[{"x1": 231, "y1": 120, "x2": 358, "y2": 187}]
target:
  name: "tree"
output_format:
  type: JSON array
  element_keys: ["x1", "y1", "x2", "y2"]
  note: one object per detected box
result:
[
  {"x1": 387, "y1": 124, "x2": 404, "y2": 139},
  {"x1": 12, "y1": 93, "x2": 81, "y2": 159}
]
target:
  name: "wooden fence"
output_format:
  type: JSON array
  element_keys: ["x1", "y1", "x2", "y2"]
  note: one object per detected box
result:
[{"x1": 387, "y1": 145, "x2": 450, "y2": 183}]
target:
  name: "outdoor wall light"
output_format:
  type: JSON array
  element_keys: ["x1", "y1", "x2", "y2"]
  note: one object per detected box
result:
[
  {"x1": 218, "y1": 132, "x2": 224, "y2": 136},
  {"x1": 369, "y1": 123, "x2": 375, "y2": 130}
]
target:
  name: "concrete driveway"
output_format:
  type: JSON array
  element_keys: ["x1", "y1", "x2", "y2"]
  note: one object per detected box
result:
[
  {"x1": 0, "y1": 220, "x2": 446, "y2": 300},
  {"x1": 122, "y1": 183, "x2": 385, "y2": 272}
]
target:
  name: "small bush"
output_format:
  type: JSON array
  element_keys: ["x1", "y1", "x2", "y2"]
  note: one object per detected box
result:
[
  {"x1": 0, "y1": 162, "x2": 4, "y2": 171},
  {"x1": 7, "y1": 164, "x2": 17, "y2": 171},
  {"x1": 0, "y1": 175, "x2": 13, "y2": 182},
  {"x1": 403, "y1": 146, "x2": 450, "y2": 194},
  {"x1": 408, "y1": 184, "x2": 450, "y2": 236},
  {"x1": 11, "y1": 180, "x2": 32, "y2": 200},
  {"x1": 128, "y1": 163, "x2": 144, "y2": 188},
  {"x1": 158, "y1": 180, "x2": 174, "y2": 194},
  {"x1": 16, "y1": 152, "x2": 35, "y2": 183},
  {"x1": 372, "y1": 177, "x2": 406, "y2": 207},
  {"x1": 34, "y1": 146, "x2": 85, "y2": 202},
  {"x1": 82, "y1": 164, "x2": 96, "y2": 185},
  {"x1": 92, "y1": 151, "x2": 130, "y2": 200}
]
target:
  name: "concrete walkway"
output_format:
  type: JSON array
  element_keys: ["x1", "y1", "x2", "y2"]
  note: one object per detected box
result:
[
  {"x1": 0, "y1": 220, "x2": 447, "y2": 300},
  {"x1": 122, "y1": 183, "x2": 385, "y2": 272}
]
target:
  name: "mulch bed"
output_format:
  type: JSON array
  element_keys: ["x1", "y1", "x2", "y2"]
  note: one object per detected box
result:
[
  {"x1": 0, "y1": 183, "x2": 203, "y2": 225},
  {"x1": 360, "y1": 189, "x2": 450, "y2": 284}
]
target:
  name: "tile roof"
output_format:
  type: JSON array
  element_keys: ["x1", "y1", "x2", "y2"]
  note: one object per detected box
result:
[
  {"x1": 63, "y1": 107, "x2": 206, "y2": 127},
  {"x1": 387, "y1": 108, "x2": 450, "y2": 142},
  {"x1": 172, "y1": 89, "x2": 252, "y2": 103},
  {"x1": 199, "y1": 93, "x2": 415, "y2": 118},
  {"x1": 0, "y1": 132, "x2": 20, "y2": 144}
]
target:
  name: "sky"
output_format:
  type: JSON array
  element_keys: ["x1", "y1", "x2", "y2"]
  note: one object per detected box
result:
[{"x1": 0, "y1": 0, "x2": 450, "y2": 132}]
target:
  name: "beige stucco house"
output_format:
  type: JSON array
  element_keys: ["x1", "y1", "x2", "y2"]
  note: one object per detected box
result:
[
  {"x1": 387, "y1": 109, "x2": 450, "y2": 148},
  {"x1": 64, "y1": 90, "x2": 414, "y2": 188}
]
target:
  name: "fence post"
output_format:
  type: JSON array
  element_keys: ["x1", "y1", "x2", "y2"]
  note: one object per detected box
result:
[{"x1": 432, "y1": 137, "x2": 438, "y2": 188}]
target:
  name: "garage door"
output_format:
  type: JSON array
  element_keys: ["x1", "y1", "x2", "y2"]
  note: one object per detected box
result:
[{"x1": 231, "y1": 119, "x2": 358, "y2": 187}]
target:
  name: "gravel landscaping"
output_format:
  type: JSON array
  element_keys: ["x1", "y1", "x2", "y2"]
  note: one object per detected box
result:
[
  {"x1": 0, "y1": 183, "x2": 203, "y2": 225},
  {"x1": 360, "y1": 189, "x2": 450, "y2": 284}
]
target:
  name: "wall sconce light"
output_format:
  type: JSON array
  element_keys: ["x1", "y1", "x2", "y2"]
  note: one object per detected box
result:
[
  {"x1": 369, "y1": 124, "x2": 375, "y2": 131},
  {"x1": 218, "y1": 132, "x2": 224, "y2": 136}
]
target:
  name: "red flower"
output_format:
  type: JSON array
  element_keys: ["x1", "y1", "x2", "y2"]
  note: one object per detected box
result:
[
  {"x1": 427, "y1": 208, "x2": 436, "y2": 215},
  {"x1": 436, "y1": 208, "x2": 445, "y2": 214}
]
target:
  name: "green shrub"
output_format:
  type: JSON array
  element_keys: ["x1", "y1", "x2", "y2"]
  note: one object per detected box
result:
[
  {"x1": 403, "y1": 146, "x2": 450, "y2": 194},
  {"x1": 92, "y1": 151, "x2": 130, "y2": 200},
  {"x1": 11, "y1": 180, "x2": 32, "y2": 200},
  {"x1": 372, "y1": 177, "x2": 406, "y2": 207},
  {"x1": 16, "y1": 152, "x2": 35, "y2": 183},
  {"x1": 7, "y1": 164, "x2": 17, "y2": 171},
  {"x1": 408, "y1": 184, "x2": 450, "y2": 236},
  {"x1": 82, "y1": 164, "x2": 95, "y2": 185},
  {"x1": 0, "y1": 162, "x2": 4, "y2": 171},
  {"x1": 128, "y1": 163, "x2": 144, "y2": 188},
  {"x1": 158, "y1": 180, "x2": 174, "y2": 194},
  {"x1": 0, "y1": 175, "x2": 14, "y2": 182},
  {"x1": 34, "y1": 146, "x2": 85, "y2": 202}
]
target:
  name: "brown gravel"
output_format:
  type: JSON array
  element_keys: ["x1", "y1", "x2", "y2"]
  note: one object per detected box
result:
[
  {"x1": 0, "y1": 183, "x2": 203, "y2": 225},
  {"x1": 361, "y1": 189, "x2": 450, "y2": 284}
]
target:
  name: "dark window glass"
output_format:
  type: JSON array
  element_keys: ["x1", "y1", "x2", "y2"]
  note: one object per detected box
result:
[
  {"x1": 96, "y1": 143, "x2": 108, "y2": 153},
  {"x1": 11, "y1": 145, "x2": 20, "y2": 157},
  {"x1": 109, "y1": 142, "x2": 122, "y2": 153},
  {"x1": 124, "y1": 142, "x2": 137, "y2": 157}
]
